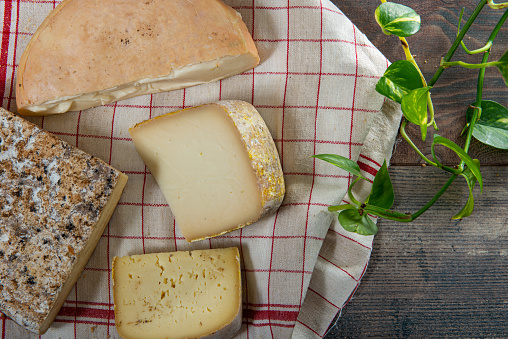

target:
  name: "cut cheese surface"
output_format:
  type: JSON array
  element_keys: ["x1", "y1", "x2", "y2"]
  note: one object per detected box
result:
[
  {"x1": 0, "y1": 108, "x2": 128, "y2": 334},
  {"x1": 16, "y1": 0, "x2": 259, "y2": 115},
  {"x1": 129, "y1": 100, "x2": 285, "y2": 242},
  {"x1": 113, "y1": 248, "x2": 242, "y2": 339}
]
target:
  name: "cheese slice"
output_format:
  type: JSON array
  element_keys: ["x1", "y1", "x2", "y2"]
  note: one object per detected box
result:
[
  {"x1": 129, "y1": 100, "x2": 285, "y2": 242},
  {"x1": 16, "y1": 0, "x2": 259, "y2": 116},
  {"x1": 113, "y1": 247, "x2": 242, "y2": 339},
  {"x1": 0, "y1": 108, "x2": 128, "y2": 334}
]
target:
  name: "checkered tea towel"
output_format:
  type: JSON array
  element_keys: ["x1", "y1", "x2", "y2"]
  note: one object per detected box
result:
[{"x1": 0, "y1": 0, "x2": 402, "y2": 338}]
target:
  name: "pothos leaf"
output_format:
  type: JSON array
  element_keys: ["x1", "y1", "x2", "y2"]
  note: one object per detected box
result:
[
  {"x1": 375, "y1": 2, "x2": 421, "y2": 37},
  {"x1": 452, "y1": 159, "x2": 480, "y2": 220},
  {"x1": 367, "y1": 160, "x2": 394, "y2": 209},
  {"x1": 432, "y1": 135, "x2": 483, "y2": 191},
  {"x1": 338, "y1": 209, "x2": 378, "y2": 236},
  {"x1": 401, "y1": 86, "x2": 432, "y2": 140},
  {"x1": 357, "y1": 214, "x2": 378, "y2": 236},
  {"x1": 312, "y1": 154, "x2": 366, "y2": 179},
  {"x1": 452, "y1": 183, "x2": 475, "y2": 220},
  {"x1": 466, "y1": 100, "x2": 508, "y2": 149},
  {"x1": 375, "y1": 60, "x2": 424, "y2": 103},
  {"x1": 497, "y1": 50, "x2": 508, "y2": 86}
]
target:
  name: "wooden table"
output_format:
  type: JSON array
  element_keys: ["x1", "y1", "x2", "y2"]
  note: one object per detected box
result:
[{"x1": 326, "y1": 0, "x2": 508, "y2": 337}]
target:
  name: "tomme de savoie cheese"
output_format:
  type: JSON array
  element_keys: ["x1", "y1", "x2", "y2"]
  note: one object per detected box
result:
[
  {"x1": 0, "y1": 108, "x2": 128, "y2": 334},
  {"x1": 113, "y1": 247, "x2": 242, "y2": 339},
  {"x1": 129, "y1": 100, "x2": 285, "y2": 242},
  {"x1": 16, "y1": 0, "x2": 259, "y2": 115}
]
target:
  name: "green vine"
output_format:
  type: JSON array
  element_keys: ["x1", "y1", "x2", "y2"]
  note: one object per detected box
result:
[{"x1": 315, "y1": 1, "x2": 508, "y2": 235}]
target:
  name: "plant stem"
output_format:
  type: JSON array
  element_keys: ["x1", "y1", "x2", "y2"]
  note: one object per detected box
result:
[
  {"x1": 363, "y1": 205, "x2": 412, "y2": 221},
  {"x1": 461, "y1": 8, "x2": 508, "y2": 168},
  {"x1": 488, "y1": 0, "x2": 508, "y2": 9},
  {"x1": 458, "y1": 8, "x2": 494, "y2": 55},
  {"x1": 328, "y1": 204, "x2": 357, "y2": 212},
  {"x1": 410, "y1": 174, "x2": 459, "y2": 220},
  {"x1": 474, "y1": 7, "x2": 508, "y2": 110},
  {"x1": 428, "y1": 0, "x2": 488, "y2": 86},
  {"x1": 347, "y1": 177, "x2": 362, "y2": 207},
  {"x1": 440, "y1": 59, "x2": 503, "y2": 68},
  {"x1": 426, "y1": 93, "x2": 437, "y2": 129},
  {"x1": 363, "y1": 174, "x2": 459, "y2": 222},
  {"x1": 401, "y1": 38, "x2": 428, "y2": 87},
  {"x1": 461, "y1": 41, "x2": 493, "y2": 55},
  {"x1": 400, "y1": 121, "x2": 458, "y2": 174},
  {"x1": 460, "y1": 40, "x2": 492, "y2": 55},
  {"x1": 410, "y1": 8, "x2": 508, "y2": 220},
  {"x1": 400, "y1": 121, "x2": 437, "y2": 166}
]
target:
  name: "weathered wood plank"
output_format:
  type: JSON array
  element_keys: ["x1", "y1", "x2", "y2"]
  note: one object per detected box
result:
[
  {"x1": 325, "y1": 165, "x2": 508, "y2": 338},
  {"x1": 332, "y1": 0, "x2": 508, "y2": 165}
]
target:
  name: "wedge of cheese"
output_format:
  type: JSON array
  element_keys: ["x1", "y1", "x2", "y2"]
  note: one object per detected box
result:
[
  {"x1": 0, "y1": 108, "x2": 128, "y2": 334},
  {"x1": 16, "y1": 0, "x2": 259, "y2": 116},
  {"x1": 129, "y1": 100, "x2": 285, "y2": 242},
  {"x1": 113, "y1": 247, "x2": 242, "y2": 339}
]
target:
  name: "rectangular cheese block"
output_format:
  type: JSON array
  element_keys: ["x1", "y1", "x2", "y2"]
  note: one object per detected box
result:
[
  {"x1": 129, "y1": 100, "x2": 285, "y2": 242},
  {"x1": 113, "y1": 247, "x2": 242, "y2": 339},
  {"x1": 0, "y1": 107, "x2": 128, "y2": 334}
]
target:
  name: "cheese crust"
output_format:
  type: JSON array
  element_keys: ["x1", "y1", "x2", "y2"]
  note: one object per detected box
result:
[
  {"x1": 214, "y1": 100, "x2": 285, "y2": 219},
  {"x1": 16, "y1": 0, "x2": 259, "y2": 115},
  {"x1": 0, "y1": 108, "x2": 128, "y2": 334}
]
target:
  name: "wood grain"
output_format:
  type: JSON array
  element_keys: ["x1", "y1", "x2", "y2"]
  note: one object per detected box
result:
[
  {"x1": 321, "y1": 2, "x2": 508, "y2": 337},
  {"x1": 332, "y1": 0, "x2": 508, "y2": 165},
  {"x1": 325, "y1": 166, "x2": 508, "y2": 338}
]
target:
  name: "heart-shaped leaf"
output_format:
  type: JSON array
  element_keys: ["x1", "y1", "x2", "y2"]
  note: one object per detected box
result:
[
  {"x1": 466, "y1": 100, "x2": 508, "y2": 149},
  {"x1": 357, "y1": 214, "x2": 378, "y2": 236},
  {"x1": 375, "y1": 2, "x2": 421, "y2": 37},
  {"x1": 376, "y1": 60, "x2": 424, "y2": 103},
  {"x1": 497, "y1": 50, "x2": 508, "y2": 86},
  {"x1": 451, "y1": 183, "x2": 475, "y2": 220},
  {"x1": 432, "y1": 135, "x2": 483, "y2": 191},
  {"x1": 367, "y1": 160, "x2": 394, "y2": 209},
  {"x1": 312, "y1": 154, "x2": 366, "y2": 179},
  {"x1": 452, "y1": 159, "x2": 479, "y2": 220},
  {"x1": 338, "y1": 209, "x2": 378, "y2": 236},
  {"x1": 401, "y1": 86, "x2": 432, "y2": 140}
]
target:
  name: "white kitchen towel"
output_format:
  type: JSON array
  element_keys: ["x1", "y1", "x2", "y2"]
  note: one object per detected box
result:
[{"x1": 0, "y1": 0, "x2": 402, "y2": 338}]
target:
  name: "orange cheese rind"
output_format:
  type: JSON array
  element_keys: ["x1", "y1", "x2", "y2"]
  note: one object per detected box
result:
[{"x1": 16, "y1": 0, "x2": 259, "y2": 116}]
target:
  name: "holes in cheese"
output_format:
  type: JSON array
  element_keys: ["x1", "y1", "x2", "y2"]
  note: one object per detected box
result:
[
  {"x1": 112, "y1": 247, "x2": 242, "y2": 339},
  {"x1": 129, "y1": 100, "x2": 285, "y2": 242},
  {"x1": 16, "y1": 0, "x2": 259, "y2": 116}
]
